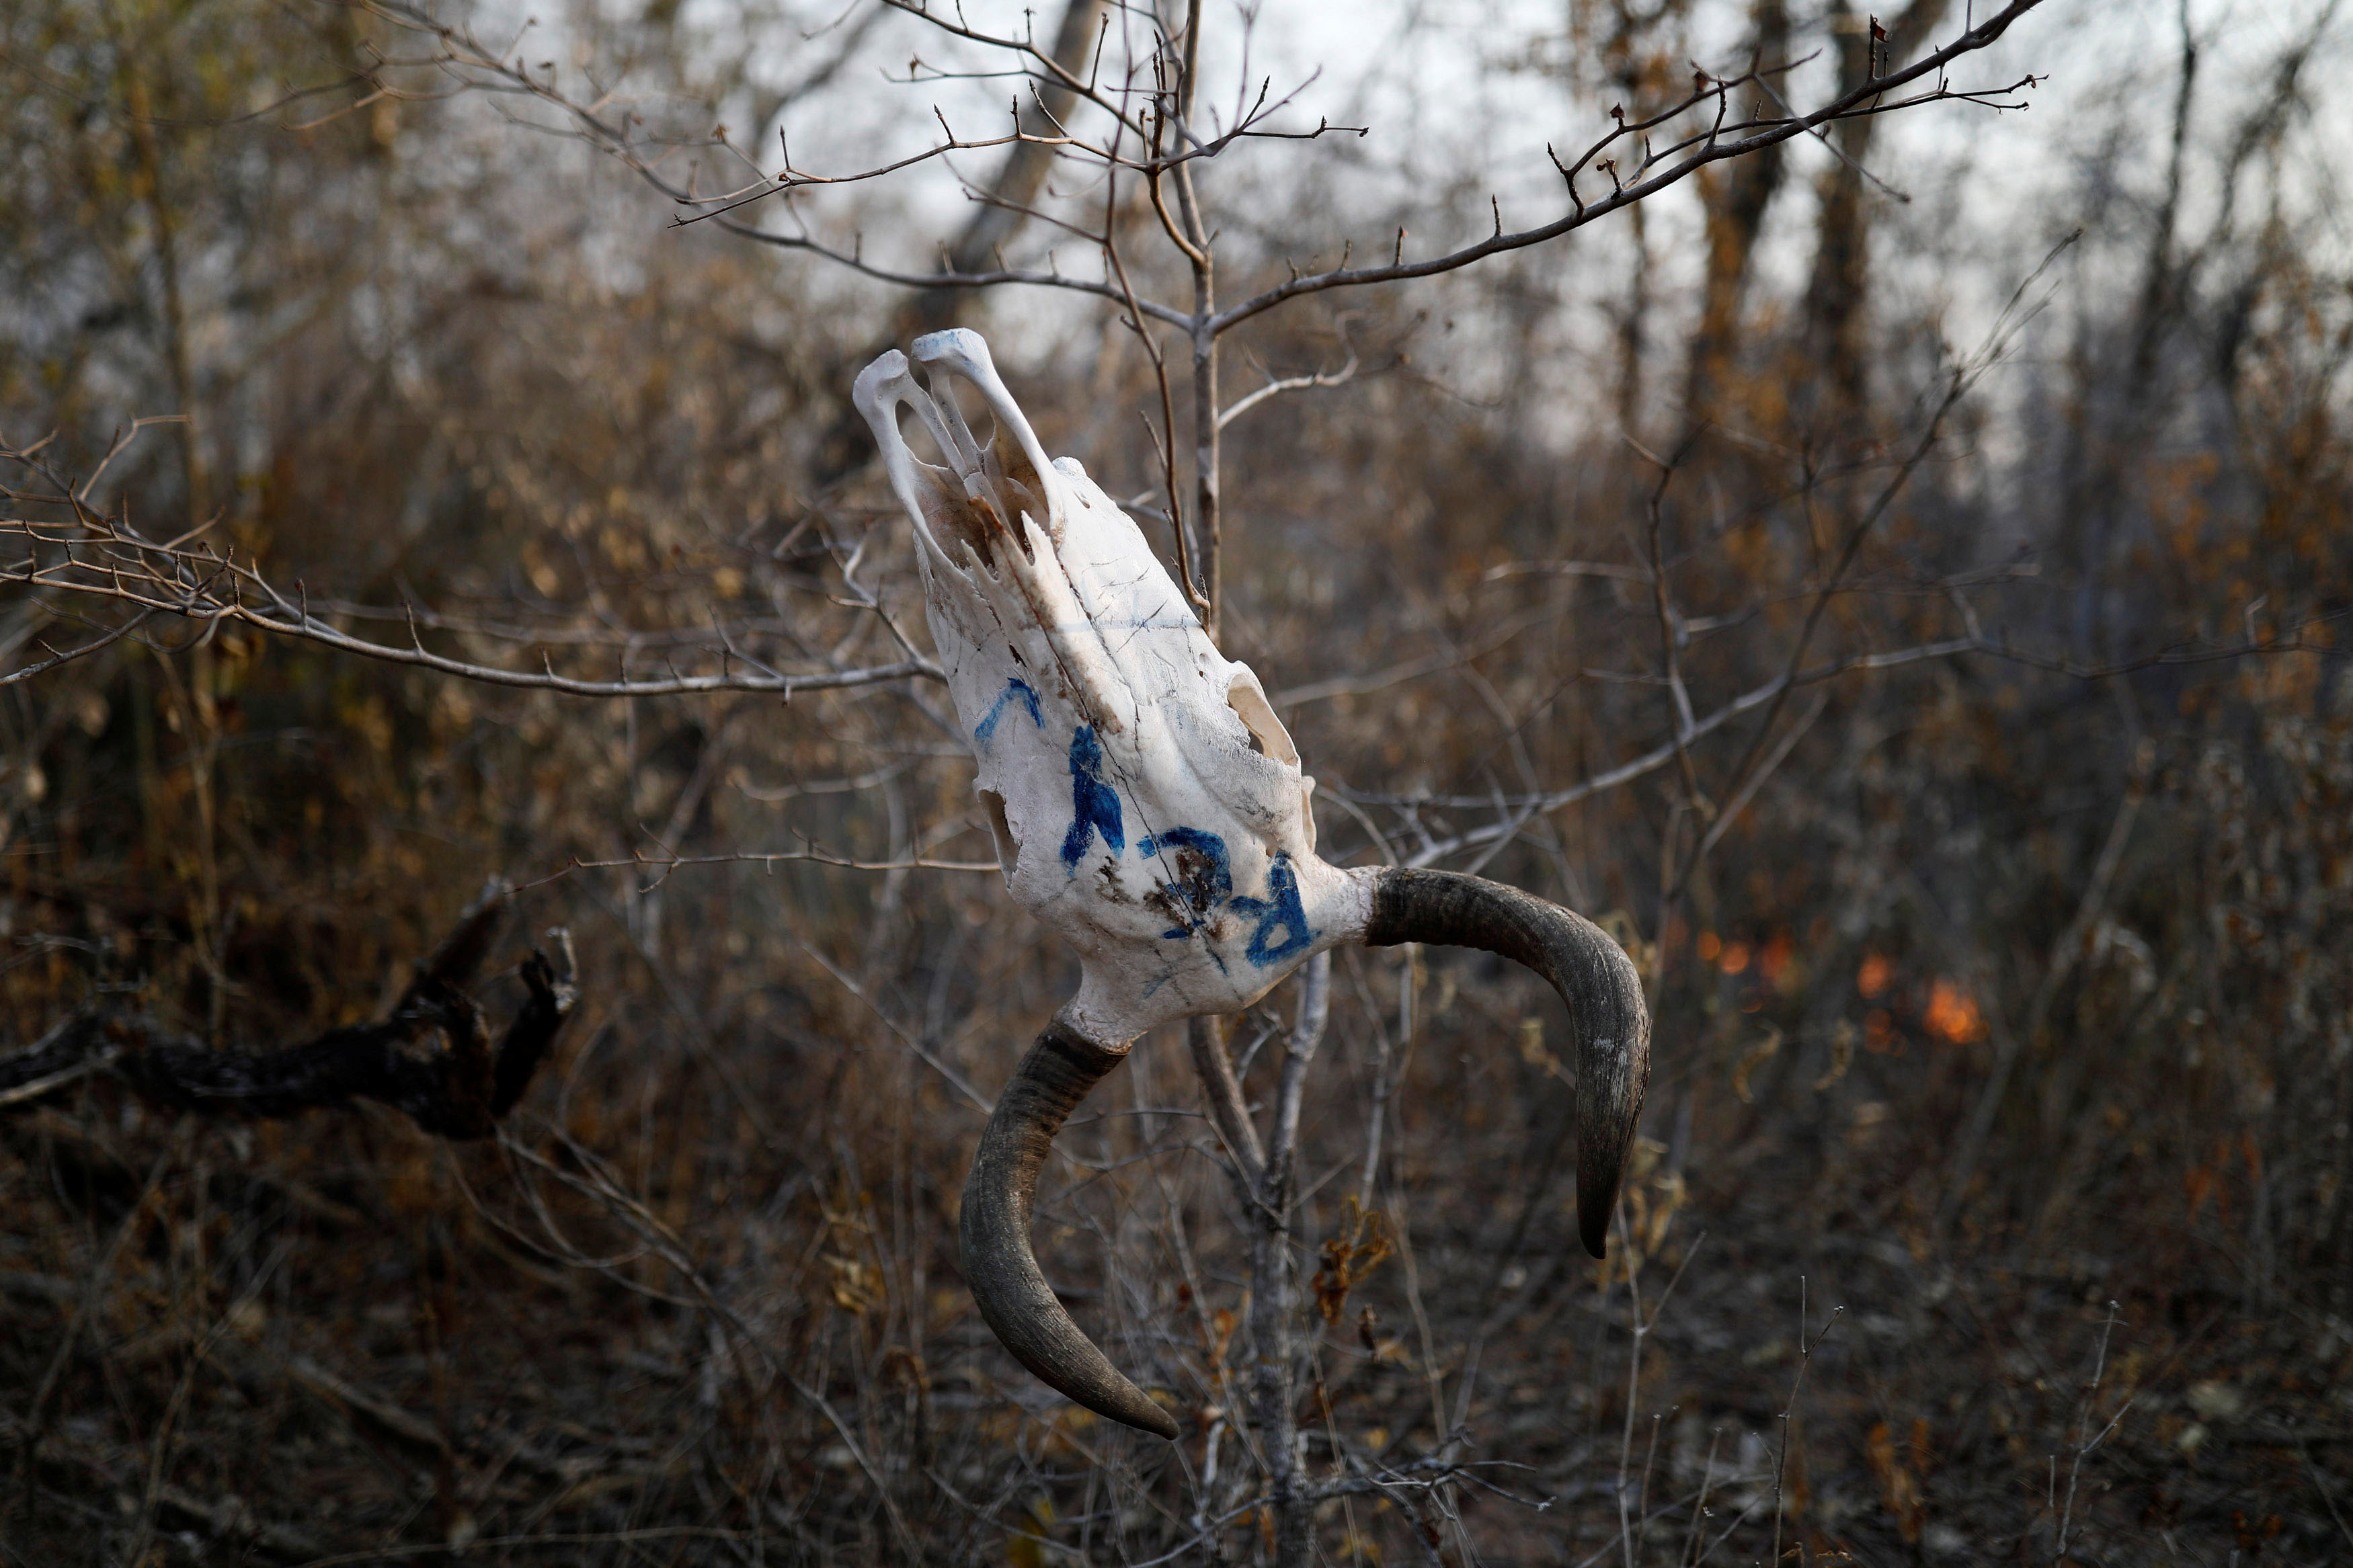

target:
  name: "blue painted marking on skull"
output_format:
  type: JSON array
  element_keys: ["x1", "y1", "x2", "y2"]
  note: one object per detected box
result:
[
  {"x1": 1135, "y1": 825, "x2": 1314, "y2": 966},
  {"x1": 1060, "y1": 725, "x2": 1125, "y2": 870},
  {"x1": 973, "y1": 677, "x2": 1043, "y2": 747},
  {"x1": 1230, "y1": 853, "x2": 1314, "y2": 966},
  {"x1": 1138, "y1": 827, "x2": 1234, "y2": 936}
]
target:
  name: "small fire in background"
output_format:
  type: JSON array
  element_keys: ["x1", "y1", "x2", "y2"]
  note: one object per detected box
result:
[
  {"x1": 1923, "y1": 979, "x2": 1989, "y2": 1044},
  {"x1": 1857, "y1": 952, "x2": 1894, "y2": 999}
]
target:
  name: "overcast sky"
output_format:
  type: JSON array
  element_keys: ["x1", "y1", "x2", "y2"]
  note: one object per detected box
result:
[{"x1": 552, "y1": 0, "x2": 2349, "y2": 438}]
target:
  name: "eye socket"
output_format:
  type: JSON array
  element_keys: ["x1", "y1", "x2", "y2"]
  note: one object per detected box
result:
[
  {"x1": 978, "y1": 788, "x2": 1019, "y2": 879},
  {"x1": 1225, "y1": 676, "x2": 1300, "y2": 768}
]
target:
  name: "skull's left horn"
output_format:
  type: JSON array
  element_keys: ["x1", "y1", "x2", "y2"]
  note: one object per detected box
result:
[
  {"x1": 1363, "y1": 867, "x2": 1650, "y2": 1258},
  {"x1": 959, "y1": 1016, "x2": 1183, "y2": 1440}
]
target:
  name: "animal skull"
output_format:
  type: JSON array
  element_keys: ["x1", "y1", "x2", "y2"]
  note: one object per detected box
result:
[{"x1": 854, "y1": 331, "x2": 1649, "y2": 1440}]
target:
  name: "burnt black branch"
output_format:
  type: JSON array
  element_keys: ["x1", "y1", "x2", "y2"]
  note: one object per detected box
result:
[{"x1": 0, "y1": 888, "x2": 577, "y2": 1139}]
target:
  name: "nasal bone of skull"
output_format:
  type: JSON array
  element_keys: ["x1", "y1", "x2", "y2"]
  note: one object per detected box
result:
[
  {"x1": 850, "y1": 345, "x2": 1031, "y2": 567},
  {"x1": 876, "y1": 331, "x2": 1055, "y2": 553},
  {"x1": 911, "y1": 331, "x2": 1055, "y2": 531},
  {"x1": 854, "y1": 335, "x2": 1135, "y2": 739}
]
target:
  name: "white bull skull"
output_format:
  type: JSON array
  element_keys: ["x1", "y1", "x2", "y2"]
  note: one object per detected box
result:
[{"x1": 854, "y1": 331, "x2": 1649, "y2": 1440}]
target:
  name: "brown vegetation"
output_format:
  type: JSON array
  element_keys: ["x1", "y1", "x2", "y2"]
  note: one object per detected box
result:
[{"x1": 1, "y1": 0, "x2": 2347, "y2": 1563}]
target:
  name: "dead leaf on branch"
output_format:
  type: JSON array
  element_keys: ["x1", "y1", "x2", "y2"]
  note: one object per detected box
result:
[{"x1": 1313, "y1": 1197, "x2": 1394, "y2": 1325}]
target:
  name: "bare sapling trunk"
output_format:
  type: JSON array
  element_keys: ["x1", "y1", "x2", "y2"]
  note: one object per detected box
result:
[{"x1": 1193, "y1": 950, "x2": 1331, "y2": 1564}]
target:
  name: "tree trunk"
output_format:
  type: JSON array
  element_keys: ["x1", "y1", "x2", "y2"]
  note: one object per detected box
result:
[
  {"x1": 1684, "y1": 0, "x2": 1791, "y2": 421},
  {"x1": 809, "y1": 0, "x2": 1107, "y2": 483},
  {"x1": 1187, "y1": 952, "x2": 1330, "y2": 1566},
  {"x1": 902, "y1": 0, "x2": 1109, "y2": 340},
  {"x1": 1800, "y1": 0, "x2": 1950, "y2": 421}
]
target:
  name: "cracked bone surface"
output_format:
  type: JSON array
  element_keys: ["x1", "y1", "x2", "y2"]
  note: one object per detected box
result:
[{"x1": 854, "y1": 330, "x2": 1651, "y2": 1441}]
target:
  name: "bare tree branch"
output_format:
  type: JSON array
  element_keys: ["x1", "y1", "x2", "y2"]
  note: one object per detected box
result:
[
  {"x1": 0, "y1": 888, "x2": 577, "y2": 1137},
  {"x1": 1207, "y1": 0, "x2": 2047, "y2": 333}
]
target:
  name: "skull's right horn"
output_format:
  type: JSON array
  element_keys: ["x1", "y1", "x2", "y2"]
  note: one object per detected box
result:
[{"x1": 1361, "y1": 868, "x2": 1649, "y2": 1257}]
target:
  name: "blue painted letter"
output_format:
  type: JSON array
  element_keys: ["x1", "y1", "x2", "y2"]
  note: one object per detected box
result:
[
  {"x1": 973, "y1": 677, "x2": 1043, "y2": 747},
  {"x1": 1231, "y1": 853, "x2": 1314, "y2": 966},
  {"x1": 1060, "y1": 726, "x2": 1125, "y2": 869}
]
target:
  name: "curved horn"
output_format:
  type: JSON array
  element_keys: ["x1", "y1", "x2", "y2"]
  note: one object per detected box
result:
[
  {"x1": 1364, "y1": 868, "x2": 1650, "y2": 1259},
  {"x1": 959, "y1": 1017, "x2": 1183, "y2": 1439}
]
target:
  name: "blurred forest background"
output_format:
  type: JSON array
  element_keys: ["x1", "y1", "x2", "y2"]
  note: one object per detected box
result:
[{"x1": 1, "y1": 0, "x2": 2348, "y2": 1563}]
